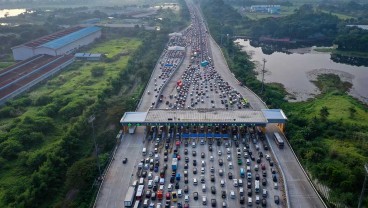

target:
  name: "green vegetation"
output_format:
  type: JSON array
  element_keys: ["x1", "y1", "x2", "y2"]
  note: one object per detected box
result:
[
  {"x1": 0, "y1": 26, "x2": 170, "y2": 207},
  {"x1": 202, "y1": 0, "x2": 368, "y2": 206},
  {"x1": 334, "y1": 26, "x2": 368, "y2": 53},
  {"x1": 0, "y1": 62, "x2": 14, "y2": 70}
]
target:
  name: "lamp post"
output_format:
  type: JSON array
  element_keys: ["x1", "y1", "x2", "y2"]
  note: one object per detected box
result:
[
  {"x1": 88, "y1": 115, "x2": 102, "y2": 180},
  {"x1": 261, "y1": 58, "x2": 267, "y2": 94}
]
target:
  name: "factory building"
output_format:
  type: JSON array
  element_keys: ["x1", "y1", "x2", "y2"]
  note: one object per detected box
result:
[{"x1": 12, "y1": 26, "x2": 102, "y2": 61}]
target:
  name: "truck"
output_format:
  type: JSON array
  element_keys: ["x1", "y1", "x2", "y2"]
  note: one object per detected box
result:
[
  {"x1": 255, "y1": 180, "x2": 260, "y2": 193},
  {"x1": 172, "y1": 158, "x2": 178, "y2": 171},
  {"x1": 129, "y1": 126, "x2": 136, "y2": 134},
  {"x1": 124, "y1": 186, "x2": 136, "y2": 207}
]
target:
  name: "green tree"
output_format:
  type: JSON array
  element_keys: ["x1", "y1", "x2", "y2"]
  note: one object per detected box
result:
[{"x1": 320, "y1": 106, "x2": 330, "y2": 120}]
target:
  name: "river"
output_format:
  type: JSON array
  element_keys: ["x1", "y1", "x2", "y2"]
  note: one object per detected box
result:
[{"x1": 235, "y1": 39, "x2": 368, "y2": 103}]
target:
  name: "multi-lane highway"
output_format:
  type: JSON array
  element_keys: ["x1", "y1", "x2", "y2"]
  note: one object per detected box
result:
[{"x1": 94, "y1": 0, "x2": 326, "y2": 207}]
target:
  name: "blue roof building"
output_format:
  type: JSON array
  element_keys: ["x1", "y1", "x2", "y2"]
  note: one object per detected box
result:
[{"x1": 12, "y1": 26, "x2": 102, "y2": 61}]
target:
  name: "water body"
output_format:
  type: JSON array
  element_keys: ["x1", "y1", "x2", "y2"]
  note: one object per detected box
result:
[
  {"x1": 0, "y1": 9, "x2": 27, "y2": 18},
  {"x1": 235, "y1": 39, "x2": 368, "y2": 103}
]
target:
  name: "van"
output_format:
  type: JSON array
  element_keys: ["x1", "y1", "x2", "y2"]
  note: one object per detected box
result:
[
  {"x1": 262, "y1": 189, "x2": 267, "y2": 197},
  {"x1": 142, "y1": 148, "x2": 147, "y2": 156},
  {"x1": 248, "y1": 197, "x2": 252, "y2": 206},
  {"x1": 178, "y1": 189, "x2": 182, "y2": 197},
  {"x1": 143, "y1": 199, "x2": 149, "y2": 208},
  {"x1": 148, "y1": 180, "x2": 153, "y2": 188}
]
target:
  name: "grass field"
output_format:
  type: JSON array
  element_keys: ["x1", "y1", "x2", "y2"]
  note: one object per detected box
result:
[{"x1": 0, "y1": 62, "x2": 14, "y2": 70}]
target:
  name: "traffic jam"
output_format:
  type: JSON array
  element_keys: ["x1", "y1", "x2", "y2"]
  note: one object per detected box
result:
[
  {"x1": 123, "y1": 2, "x2": 284, "y2": 208},
  {"x1": 124, "y1": 124, "x2": 283, "y2": 208}
]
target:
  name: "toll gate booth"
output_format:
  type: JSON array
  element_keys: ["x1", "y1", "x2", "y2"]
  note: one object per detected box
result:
[{"x1": 120, "y1": 109, "x2": 287, "y2": 136}]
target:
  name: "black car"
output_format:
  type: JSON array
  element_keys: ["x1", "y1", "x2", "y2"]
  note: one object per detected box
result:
[
  {"x1": 193, "y1": 168, "x2": 197, "y2": 174},
  {"x1": 184, "y1": 163, "x2": 189, "y2": 170},
  {"x1": 262, "y1": 178, "x2": 267, "y2": 186},
  {"x1": 262, "y1": 198, "x2": 267, "y2": 207},
  {"x1": 142, "y1": 171, "x2": 147, "y2": 178},
  {"x1": 201, "y1": 152, "x2": 205, "y2": 158},
  {"x1": 193, "y1": 192, "x2": 199, "y2": 200},
  {"x1": 175, "y1": 182, "x2": 179, "y2": 189},
  {"x1": 262, "y1": 170, "x2": 267, "y2": 177},
  {"x1": 192, "y1": 151, "x2": 197, "y2": 157},
  {"x1": 185, "y1": 157, "x2": 189, "y2": 163},
  {"x1": 255, "y1": 174, "x2": 260, "y2": 180},
  {"x1": 211, "y1": 186, "x2": 216, "y2": 194},
  {"x1": 193, "y1": 160, "x2": 197, "y2": 166},
  {"x1": 184, "y1": 149, "x2": 188, "y2": 155},
  {"x1": 184, "y1": 185, "x2": 189, "y2": 193},
  {"x1": 228, "y1": 172, "x2": 233, "y2": 179},
  {"x1": 257, "y1": 158, "x2": 261, "y2": 164},
  {"x1": 269, "y1": 160, "x2": 274, "y2": 166},
  {"x1": 165, "y1": 201, "x2": 170, "y2": 208},
  {"x1": 221, "y1": 191, "x2": 227, "y2": 198},
  {"x1": 185, "y1": 141, "x2": 189, "y2": 147},
  {"x1": 211, "y1": 199, "x2": 217, "y2": 207},
  {"x1": 247, "y1": 189, "x2": 252, "y2": 196},
  {"x1": 151, "y1": 192, "x2": 156, "y2": 200},
  {"x1": 164, "y1": 150, "x2": 168, "y2": 156},
  {"x1": 153, "y1": 185, "x2": 157, "y2": 191},
  {"x1": 210, "y1": 174, "x2": 215, "y2": 182},
  {"x1": 170, "y1": 176, "x2": 175, "y2": 183},
  {"x1": 208, "y1": 145, "x2": 213, "y2": 152},
  {"x1": 165, "y1": 144, "x2": 169, "y2": 149},
  {"x1": 239, "y1": 196, "x2": 245, "y2": 204},
  {"x1": 122, "y1": 158, "x2": 128, "y2": 164}
]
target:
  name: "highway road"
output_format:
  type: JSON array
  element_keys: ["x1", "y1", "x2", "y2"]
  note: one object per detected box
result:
[{"x1": 94, "y1": 0, "x2": 326, "y2": 207}]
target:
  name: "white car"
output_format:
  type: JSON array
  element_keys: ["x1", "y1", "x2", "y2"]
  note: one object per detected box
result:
[
  {"x1": 233, "y1": 179, "x2": 238, "y2": 187},
  {"x1": 230, "y1": 190, "x2": 235, "y2": 199},
  {"x1": 218, "y1": 150, "x2": 222, "y2": 156}
]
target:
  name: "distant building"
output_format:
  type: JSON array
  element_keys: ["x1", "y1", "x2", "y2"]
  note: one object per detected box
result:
[
  {"x1": 80, "y1": 18, "x2": 101, "y2": 24},
  {"x1": 75, "y1": 53, "x2": 102, "y2": 61},
  {"x1": 250, "y1": 5, "x2": 281, "y2": 14},
  {"x1": 12, "y1": 26, "x2": 102, "y2": 61}
]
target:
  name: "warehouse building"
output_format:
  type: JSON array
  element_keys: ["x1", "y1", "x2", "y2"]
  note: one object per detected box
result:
[{"x1": 12, "y1": 26, "x2": 102, "y2": 61}]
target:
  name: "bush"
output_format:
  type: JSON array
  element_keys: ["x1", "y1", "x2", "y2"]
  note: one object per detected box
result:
[{"x1": 91, "y1": 66, "x2": 105, "y2": 77}]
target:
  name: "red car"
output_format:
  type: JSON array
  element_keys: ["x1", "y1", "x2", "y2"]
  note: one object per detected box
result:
[
  {"x1": 176, "y1": 140, "x2": 181, "y2": 146},
  {"x1": 261, "y1": 163, "x2": 266, "y2": 170},
  {"x1": 177, "y1": 154, "x2": 181, "y2": 160},
  {"x1": 166, "y1": 192, "x2": 170, "y2": 200},
  {"x1": 184, "y1": 203, "x2": 189, "y2": 208}
]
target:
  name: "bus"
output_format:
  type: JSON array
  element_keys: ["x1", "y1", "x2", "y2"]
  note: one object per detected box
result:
[
  {"x1": 273, "y1": 132, "x2": 284, "y2": 149},
  {"x1": 135, "y1": 185, "x2": 144, "y2": 201},
  {"x1": 124, "y1": 186, "x2": 136, "y2": 207}
]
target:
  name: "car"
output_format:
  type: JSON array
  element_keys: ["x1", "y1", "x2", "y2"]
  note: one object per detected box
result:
[
  {"x1": 193, "y1": 168, "x2": 197, "y2": 174},
  {"x1": 209, "y1": 145, "x2": 213, "y2": 152},
  {"x1": 218, "y1": 150, "x2": 222, "y2": 156},
  {"x1": 211, "y1": 186, "x2": 216, "y2": 194},
  {"x1": 211, "y1": 199, "x2": 217, "y2": 207},
  {"x1": 262, "y1": 178, "x2": 267, "y2": 186},
  {"x1": 181, "y1": 184, "x2": 188, "y2": 193},
  {"x1": 218, "y1": 159, "x2": 223, "y2": 166},
  {"x1": 184, "y1": 203, "x2": 189, "y2": 208},
  {"x1": 221, "y1": 191, "x2": 227, "y2": 198},
  {"x1": 230, "y1": 190, "x2": 235, "y2": 199},
  {"x1": 201, "y1": 152, "x2": 205, "y2": 158},
  {"x1": 228, "y1": 172, "x2": 233, "y2": 179},
  {"x1": 222, "y1": 201, "x2": 227, "y2": 207},
  {"x1": 202, "y1": 196, "x2": 207, "y2": 205},
  {"x1": 201, "y1": 176, "x2": 205, "y2": 183},
  {"x1": 210, "y1": 167, "x2": 215, "y2": 173},
  {"x1": 184, "y1": 149, "x2": 188, "y2": 155},
  {"x1": 220, "y1": 179, "x2": 225, "y2": 187},
  {"x1": 122, "y1": 158, "x2": 128, "y2": 164},
  {"x1": 210, "y1": 174, "x2": 215, "y2": 182},
  {"x1": 193, "y1": 160, "x2": 197, "y2": 166},
  {"x1": 184, "y1": 163, "x2": 188, "y2": 170},
  {"x1": 151, "y1": 192, "x2": 156, "y2": 200},
  {"x1": 274, "y1": 195, "x2": 280, "y2": 204},
  {"x1": 201, "y1": 167, "x2": 205, "y2": 174},
  {"x1": 185, "y1": 195, "x2": 189, "y2": 202},
  {"x1": 239, "y1": 196, "x2": 245, "y2": 204},
  {"x1": 271, "y1": 167, "x2": 276, "y2": 174},
  {"x1": 262, "y1": 198, "x2": 267, "y2": 207},
  {"x1": 192, "y1": 151, "x2": 197, "y2": 157},
  {"x1": 193, "y1": 192, "x2": 199, "y2": 200}
]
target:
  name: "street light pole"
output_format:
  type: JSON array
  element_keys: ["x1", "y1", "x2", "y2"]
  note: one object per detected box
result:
[
  {"x1": 261, "y1": 58, "x2": 267, "y2": 94},
  {"x1": 89, "y1": 115, "x2": 102, "y2": 180}
]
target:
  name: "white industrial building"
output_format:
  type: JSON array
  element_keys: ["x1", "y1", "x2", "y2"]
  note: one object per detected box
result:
[{"x1": 12, "y1": 26, "x2": 102, "y2": 61}]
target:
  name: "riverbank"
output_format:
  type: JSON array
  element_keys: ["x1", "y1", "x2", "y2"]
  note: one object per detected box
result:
[{"x1": 314, "y1": 47, "x2": 368, "y2": 59}]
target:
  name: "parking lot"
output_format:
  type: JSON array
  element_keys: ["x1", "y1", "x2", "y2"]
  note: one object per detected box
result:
[{"x1": 124, "y1": 126, "x2": 284, "y2": 208}]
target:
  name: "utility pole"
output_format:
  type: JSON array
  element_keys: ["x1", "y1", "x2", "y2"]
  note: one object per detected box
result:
[
  {"x1": 88, "y1": 115, "x2": 102, "y2": 181},
  {"x1": 358, "y1": 163, "x2": 368, "y2": 208},
  {"x1": 261, "y1": 58, "x2": 267, "y2": 94}
]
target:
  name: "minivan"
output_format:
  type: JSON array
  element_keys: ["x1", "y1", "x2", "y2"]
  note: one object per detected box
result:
[{"x1": 142, "y1": 148, "x2": 147, "y2": 156}]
